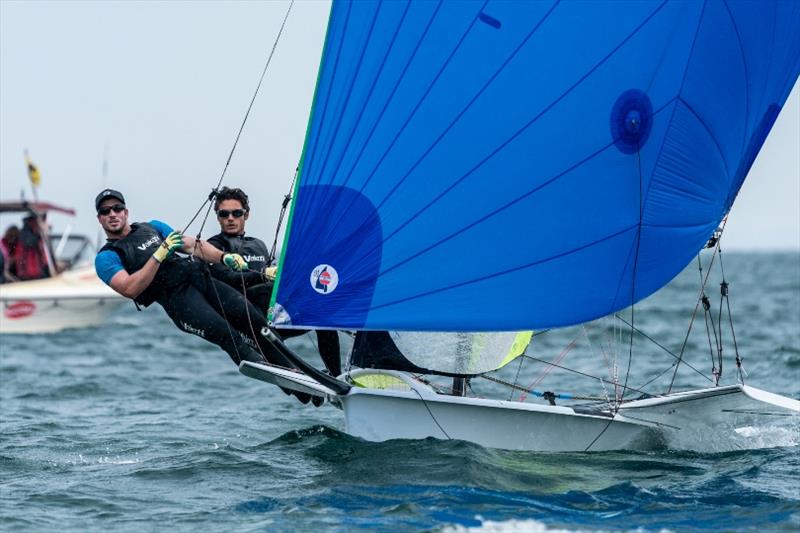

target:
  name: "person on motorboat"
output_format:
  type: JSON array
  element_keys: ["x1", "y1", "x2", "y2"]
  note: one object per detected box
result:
[
  {"x1": 92, "y1": 188, "x2": 314, "y2": 404},
  {"x1": 206, "y1": 186, "x2": 341, "y2": 376},
  {"x1": 13, "y1": 215, "x2": 51, "y2": 281},
  {"x1": 0, "y1": 225, "x2": 20, "y2": 282}
]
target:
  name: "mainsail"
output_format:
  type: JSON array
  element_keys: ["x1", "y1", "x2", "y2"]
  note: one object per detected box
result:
[{"x1": 270, "y1": 0, "x2": 800, "y2": 332}]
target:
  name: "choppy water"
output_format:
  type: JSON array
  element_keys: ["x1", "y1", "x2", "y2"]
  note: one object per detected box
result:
[{"x1": 1, "y1": 252, "x2": 798, "y2": 532}]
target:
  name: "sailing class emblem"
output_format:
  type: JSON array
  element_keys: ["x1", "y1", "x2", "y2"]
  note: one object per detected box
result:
[{"x1": 310, "y1": 264, "x2": 338, "y2": 294}]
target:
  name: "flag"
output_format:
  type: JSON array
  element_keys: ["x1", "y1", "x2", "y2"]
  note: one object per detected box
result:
[{"x1": 26, "y1": 153, "x2": 41, "y2": 187}]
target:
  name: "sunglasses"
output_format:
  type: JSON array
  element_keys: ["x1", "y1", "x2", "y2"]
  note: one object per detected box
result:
[
  {"x1": 217, "y1": 209, "x2": 245, "y2": 219},
  {"x1": 97, "y1": 204, "x2": 126, "y2": 216}
]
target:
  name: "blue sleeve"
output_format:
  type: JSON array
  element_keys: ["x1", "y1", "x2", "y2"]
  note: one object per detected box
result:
[
  {"x1": 95, "y1": 250, "x2": 124, "y2": 285},
  {"x1": 148, "y1": 220, "x2": 174, "y2": 238}
]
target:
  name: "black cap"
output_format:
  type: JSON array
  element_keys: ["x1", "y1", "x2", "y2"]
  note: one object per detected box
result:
[{"x1": 95, "y1": 189, "x2": 125, "y2": 210}]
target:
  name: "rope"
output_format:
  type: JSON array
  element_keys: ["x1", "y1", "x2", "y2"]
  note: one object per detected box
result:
[
  {"x1": 269, "y1": 166, "x2": 299, "y2": 264},
  {"x1": 613, "y1": 314, "x2": 711, "y2": 381},
  {"x1": 667, "y1": 216, "x2": 729, "y2": 393},
  {"x1": 584, "y1": 145, "x2": 645, "y2": 452},
  {"x1": 519, "y1": 354, "x2": 654, "y2": 398},
  {"x1": 480, "y1": 374, "x2": 605, "y2": 402},
  {"x1": 183, "y1": 0, "x2": 295, "y2": 240},
  {"x1": 178, "y1": 1, "x2": 295, "y2": 361},
  {"x1": 718, "y1": 248, "x2": 744, "y2": 383}
]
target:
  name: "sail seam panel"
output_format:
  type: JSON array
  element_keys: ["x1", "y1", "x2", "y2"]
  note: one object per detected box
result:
[
  {"x1": 370, "y1": 0, "x2": 561, "y2": 214},
  {"x1": 302, "y1": 0, "x2": 353, "y2": 192},
  {"x1": 675, "y1": 96, "x2": 732, "y2": 183},
  {"x1": 292, "y1": 0, "x2": 488, "y2": 272},
  {"x1": 368, "y1": 225, "x2": 637, "y2": 313},
  {"x1": 351, "y1": 0, "x2": 489, "y2": 199},
  {"x1": 373, "y1": 100, "x2": 669, "y2": 279},
  {"x1": 369, "y1": 0, "x2": 669, "y2": 253},
  {"x1": 314, "y1": 1, "x2": 384, "y2": 188},
  {"x1": 288, "y1": 0, "x2": 354, "y2": 269},
  {"x1": 336, "y1": 1, "x2": 443, "y2": 194},
  {"x1": 356, "y1": 3, "x2": 672, "y2": 279},
  {"x1": 320, "y1": 1, "x2": 411, "y2": 192},
  {"x1": 721, "y1": 0, "x2": 750, "y2": 157},
  {"x1": 607, "y1": 1, "x2": 707, "y2": 318},
  {"x1": 293, "y1": 2, "x2": 418, "y2": 264}
]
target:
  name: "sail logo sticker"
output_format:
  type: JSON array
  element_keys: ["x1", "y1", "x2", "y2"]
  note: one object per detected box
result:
[{"x1": 311, "y1": 264, "x2": 338, "y2": 295}]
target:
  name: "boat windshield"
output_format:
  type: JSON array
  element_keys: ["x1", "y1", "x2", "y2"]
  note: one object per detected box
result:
[{"x1": 51, "y1": 234, "x2": 94, "y2": 269}]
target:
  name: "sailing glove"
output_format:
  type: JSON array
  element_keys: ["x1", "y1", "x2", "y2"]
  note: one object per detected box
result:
[
  {"x1": 263, "y1": 266, "x2": 277, "y2": 281},
  {"x1": 153, "y1": 231, "x2": 183, "y2": 263},
  {"x1": 222, "y1": 253, "x2": 248, "y2": 271}
]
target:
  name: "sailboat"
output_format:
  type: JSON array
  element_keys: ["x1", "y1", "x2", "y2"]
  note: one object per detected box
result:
[{"x1": 239, "y1": 0, "x2": 800, "y2": 451}]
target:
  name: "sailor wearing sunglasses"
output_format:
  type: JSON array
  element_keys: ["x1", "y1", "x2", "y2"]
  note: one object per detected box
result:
[
  {"x1": 207, "y1": 187, "x2": 341, "y2": 377},
  {"x1": 92, "y1": 188, "x2": 314, "y2": 403}
]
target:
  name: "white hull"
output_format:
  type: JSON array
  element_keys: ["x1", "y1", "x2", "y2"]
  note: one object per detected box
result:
[
  {"x1": 239, "y1": 363, "x2": 800, "y2": 452},
  {"x1": 341, "y1": 374, "x2": 658, "y2": 451},
  {"x1": 0, "y1": 265, "x2": 125, "y2": 333}
]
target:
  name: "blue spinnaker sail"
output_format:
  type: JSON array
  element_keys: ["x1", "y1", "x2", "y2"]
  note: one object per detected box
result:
[{"x1": 271, "y1": 0, "x2": 800, "y2": 331}]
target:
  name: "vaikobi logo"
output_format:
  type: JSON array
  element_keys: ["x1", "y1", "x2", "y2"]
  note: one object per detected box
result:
[{"x1": 310, "y1": 264, "x2": 338, "y2": 294}]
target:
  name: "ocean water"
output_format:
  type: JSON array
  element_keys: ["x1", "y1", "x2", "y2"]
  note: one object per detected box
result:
[{"x1": 1, "y1": 252, "x2": 798, "y2": 532}]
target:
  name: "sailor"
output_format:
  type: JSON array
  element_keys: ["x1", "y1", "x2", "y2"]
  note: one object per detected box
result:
[
  {"x1": 93, "y1": 188, "x2": 313, "y2": 403},
  {"x1": 207, "y1": 186, "x2": 341, "y2": 376}
]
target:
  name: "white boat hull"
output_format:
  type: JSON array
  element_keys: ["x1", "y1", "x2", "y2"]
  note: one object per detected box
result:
[
  {"x1": 0, "y1": 265, "x2": 125, "y2": 333},
  {"x1": 239, "y1": 363, "x2": 800, "y2": 452},
  {"x1": 341, "y1": 382, "x2": 658, "y2": 452}
]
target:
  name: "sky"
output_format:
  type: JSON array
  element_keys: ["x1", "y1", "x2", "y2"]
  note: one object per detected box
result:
[{"x1": 1, "y1": 0, "x2": 798, "y2": 251}]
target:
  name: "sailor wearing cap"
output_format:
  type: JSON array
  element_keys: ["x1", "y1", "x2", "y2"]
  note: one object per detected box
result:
[{"x1": 92, "y1": 189, "x2": 314, "y2": 404}]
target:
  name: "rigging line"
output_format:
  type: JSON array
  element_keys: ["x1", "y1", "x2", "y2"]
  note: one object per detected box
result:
[
  {"x1": 411, "y1": 388, "x2": 451, "y2": 440},
  {"x1": 697, "y1": 254, "x2": 719, "y2": 382},
  {"x1": 182, "y1": 0, "x2": 295, "y2": 237},
  {"x1": 202, "y1": 263, "x2": 245, "y2": 364},
  {"x1": 509, "y1": 355, "x2": 525, "y2": 401},
  {"x1": 522, "y1": 324, "x2": 594, "y2": 400},
  {"x1": 718, "y1": 245, "x2": 744, "y2": 382},
  {"x1": 585, "y1": 144, "x2": 646, "y2": 453},
  {"x1": 519, "y1": 354, "x2": 654, "y2": 398},
  {"x1": 635, "y1": 361, "x2": 679, "y2": 394},
  {"x1": 269, "y1": 167, "x2": 299, "y2": 264},
  {"x1": 481, "y1": 374, "x2": 605, "y2": 402},
  {"x1": 667, "y1": 216, "x2": 729, "y2": 392}
]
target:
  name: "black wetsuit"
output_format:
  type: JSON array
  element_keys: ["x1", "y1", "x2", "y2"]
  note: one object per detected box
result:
[
  {"x1": 207, "y1": 232, "x2": 342, "y2": 375},
  {"x1": 100, "y1": 223, "x2": 293, "y2": 369}
]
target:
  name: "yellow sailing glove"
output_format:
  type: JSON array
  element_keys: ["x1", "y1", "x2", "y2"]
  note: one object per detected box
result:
[
  {"x1": 152, "y1": 231, "x2": 183, "y2": 263},
  {"x1": 222, "y1": 253, "x2": 248, "y2": 271},
  {"x1": 263, "y1": 266, "x2": 277, "y2": 281}
]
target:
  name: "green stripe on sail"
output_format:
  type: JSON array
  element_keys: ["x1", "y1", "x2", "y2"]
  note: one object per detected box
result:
[
  {"x1": 268, "y1": 5, "x2": 336, "y2": 322},
  {"x1": 494, "y1": 331, "x2": 533, "y2": 370}
]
